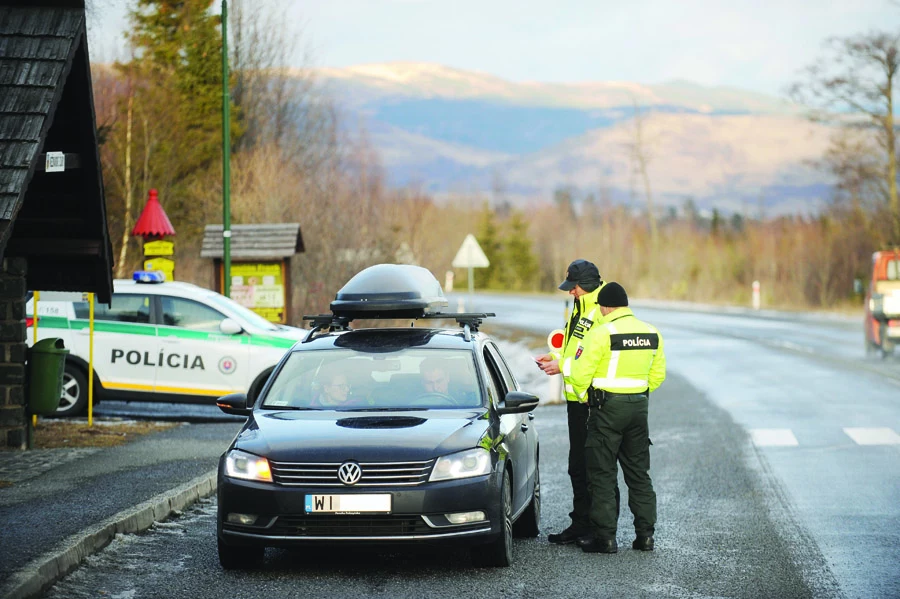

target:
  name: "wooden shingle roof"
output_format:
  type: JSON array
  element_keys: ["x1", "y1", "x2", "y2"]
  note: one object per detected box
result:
[
  {"x1": 0, "y1": 5, "x2": 81, "y2": 221},
  {"x1": 0, "y1": 0, "x2": 113, "y2": 302},
  {"x1": 201, "y1": 224, "x2": 305, "y2": 260}
]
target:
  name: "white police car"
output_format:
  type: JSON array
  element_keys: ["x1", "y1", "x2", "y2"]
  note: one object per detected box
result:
[{"x1": 26, "y1": 272, "x2": 305, "y2": 416}]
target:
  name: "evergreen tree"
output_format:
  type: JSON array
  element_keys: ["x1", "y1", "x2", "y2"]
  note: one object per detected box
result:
[
  {"x1": 119, "y1": 0, "x2": 239, "y2": 230},
  {"x1": 500, "y1": 211, "x2": 539, "y2": 290},
  {"x1": 553, "y1": 186, "x2": 576, "y2": 221},
  {"x1": 474, "y1": 204, "x2": 501, "y2": 288},
  {"x1": 710, "y1": 208, "x2": 722, "y2": 236}
]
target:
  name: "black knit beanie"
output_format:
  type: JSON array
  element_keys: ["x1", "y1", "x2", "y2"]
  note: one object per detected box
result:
[{"x1": 596, "y1": 282, "x2": 628, "y2": 307}]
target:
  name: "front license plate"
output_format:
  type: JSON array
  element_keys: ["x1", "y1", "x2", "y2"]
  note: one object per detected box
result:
[{"x1": 305, "y1": 494, "x2": 392, "y2": 514}]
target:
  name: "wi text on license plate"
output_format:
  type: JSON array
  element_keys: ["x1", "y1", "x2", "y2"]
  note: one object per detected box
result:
[{"x1": 305, "y1": 494, "x2": 392, "y2": 514}]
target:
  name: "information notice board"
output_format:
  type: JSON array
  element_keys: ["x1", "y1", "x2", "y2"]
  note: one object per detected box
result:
[{"x1": 229, "y1": 262, "x2": 286, "y2": 323}]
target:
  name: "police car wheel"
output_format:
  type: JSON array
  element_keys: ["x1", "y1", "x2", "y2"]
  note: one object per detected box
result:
[
  {"x1": 472, "y1": 469, "x2": 513, "y2": 567},
  {"x1": 57, "y1": 365, "x2": 88, "y2": 417},
  {"x1": 248, "y1": 368, "x2": 274, "y2": 407},
  {"x1": 513, "y1": 459, "x2": 540, "y2": 538}
]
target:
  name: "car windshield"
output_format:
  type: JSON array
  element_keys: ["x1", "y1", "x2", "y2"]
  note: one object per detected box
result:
[
  {"x1": 262, "y1": 348, "x2": 482, "y2": 410},
  {"x1": 203, "y1": 293, "x2": 279, "y2": 331}
]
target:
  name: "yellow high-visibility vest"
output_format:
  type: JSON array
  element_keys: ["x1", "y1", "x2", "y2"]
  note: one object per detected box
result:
[
  {"x1": 551, "y1": 285, "x2": 602, "y2": 403},
  {"x1": 566, "y1": 307, "x2": 666, "y2": 398}
]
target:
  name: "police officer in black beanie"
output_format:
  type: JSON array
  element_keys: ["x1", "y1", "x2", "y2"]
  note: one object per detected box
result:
[{"x1": 577, "y1": 282, "x2": 667, "y2": 554}]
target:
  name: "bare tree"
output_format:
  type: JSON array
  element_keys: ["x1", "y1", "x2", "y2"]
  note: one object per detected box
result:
[
  {"x1": 628, "y1": 97, "x2": 659, "y2": 252},
  {"x1": 822, "y1": 129, "x2": 888, "y2": 212},
  {"x1": 231, "y1": 0, "x2": 299, "y2": 148},
  {"x1": 791, "y1": 31, "x2": 900, "y2": 242}
]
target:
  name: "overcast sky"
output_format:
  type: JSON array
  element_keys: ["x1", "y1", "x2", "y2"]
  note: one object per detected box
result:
[{"x1": 88, "y1": 0, "x2": 897, "y2": 96}]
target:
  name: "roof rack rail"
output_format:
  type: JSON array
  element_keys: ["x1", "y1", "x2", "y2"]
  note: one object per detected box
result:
[
  {"x1": 418, "y1": 312, "x2": 496, "y2": 333},
  {"x1": 301, "y1": 314, "x2": 352, "y2": 343},
  {"x1": 300, "y1": 312, "x2": 496, "y2": 343}
]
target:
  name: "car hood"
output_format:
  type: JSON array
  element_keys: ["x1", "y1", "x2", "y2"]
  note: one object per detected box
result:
[
  {"x1": 233, "y1": 409, "x2": 490, "y2": 462},
  {"x1": 256, "y1": 324, "x2": 306, "y2": 340}
]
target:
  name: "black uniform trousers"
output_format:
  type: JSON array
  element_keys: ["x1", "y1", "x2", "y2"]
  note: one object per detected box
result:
[
  {"x1": 585, "y1": 393, "x2": 656, "y2": 540},
  {"x1": 566, "y1": 400, "x2": 591, "y2": 530}
]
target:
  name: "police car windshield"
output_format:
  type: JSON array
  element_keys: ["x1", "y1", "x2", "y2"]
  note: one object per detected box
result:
[
  {"x1": 203, "y1": 293, "x2": 279, "y2": 331},
  {"x1": 262, "y1": 349, "x2": 482, "y2": 410}
]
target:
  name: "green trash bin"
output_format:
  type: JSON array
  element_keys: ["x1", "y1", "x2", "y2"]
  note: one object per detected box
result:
[{"x1": 28, "y1": 338, "x2": 70, "y2": 416}]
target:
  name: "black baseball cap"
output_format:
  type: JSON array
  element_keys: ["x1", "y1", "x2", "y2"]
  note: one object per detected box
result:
[{"x1": 558, "y1": 259, "x2": 602, "y2": 292}]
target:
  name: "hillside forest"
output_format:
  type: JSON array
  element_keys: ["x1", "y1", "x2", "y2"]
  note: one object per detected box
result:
[{"x1": 92, "y1": 0, "x2": 900, "y2": 323}]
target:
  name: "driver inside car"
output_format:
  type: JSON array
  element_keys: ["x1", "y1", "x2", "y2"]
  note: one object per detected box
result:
[
  {"x1": 418, "y1": 357, "x2": 480, "y2": 407},
  {"x1": 421, "y1": 358, "x2": 452, "y2": 395}
]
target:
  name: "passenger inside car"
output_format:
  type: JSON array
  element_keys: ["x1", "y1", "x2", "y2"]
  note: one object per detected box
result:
[{"x1": 311, "y1": 369, "x2": 356, "y2": 408}]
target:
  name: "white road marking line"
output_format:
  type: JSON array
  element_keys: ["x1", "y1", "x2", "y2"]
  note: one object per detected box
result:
[
  {"x1": 769, "y1": 340, "x2": 816, "y2": 354},
  {"x1": 750, "y1": 429, "x2": 799, "y2": 447},
  {"x1": 843, "y1": 427, "x2": 900, "y2": 445}
]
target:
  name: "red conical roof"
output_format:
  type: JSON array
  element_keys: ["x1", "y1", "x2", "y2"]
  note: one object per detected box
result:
[{"x1": 131, "y1": 189, "x2": 176, "y2": 238}]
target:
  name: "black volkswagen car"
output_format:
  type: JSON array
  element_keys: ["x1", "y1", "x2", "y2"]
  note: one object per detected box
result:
[{"x1": 215, "y1": 264, "x2": 541, "y2": 568}]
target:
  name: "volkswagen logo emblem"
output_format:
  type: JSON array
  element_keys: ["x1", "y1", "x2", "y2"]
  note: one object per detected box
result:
[{"x1": 337, "y1": 461, "x2": 362, "y2": 485}]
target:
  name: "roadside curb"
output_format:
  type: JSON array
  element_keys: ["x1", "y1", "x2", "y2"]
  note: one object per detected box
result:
[{"x1": 0, "y1": 469, "x2": 217, "y2": 599}]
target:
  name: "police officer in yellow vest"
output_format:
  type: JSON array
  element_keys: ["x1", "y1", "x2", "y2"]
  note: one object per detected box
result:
[
  {"x1": 575, "y1": 282, "x2": 666, "y2": 554},
  {"x1": 536, "y1": 259, "x2": 610, "y2": 545}
]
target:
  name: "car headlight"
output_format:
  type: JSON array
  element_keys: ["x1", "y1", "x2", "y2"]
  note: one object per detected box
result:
[
  {"x1": 429, "y1": 448, "x2": 491, "y2": 482},
  {"x1": 224, "y1": 449, "x2": 273, "y2": 483}
]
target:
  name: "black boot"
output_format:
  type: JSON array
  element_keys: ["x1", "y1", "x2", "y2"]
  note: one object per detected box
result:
[
  {"x1": 632, "y1": 536, "x2": 654, "y2": 551},
  {"x1": 547, "y1": 525, "x2": 589, "y2": 545},
  {"x1": 580, "y1": 538, "x2": 618, "y2": 554}
]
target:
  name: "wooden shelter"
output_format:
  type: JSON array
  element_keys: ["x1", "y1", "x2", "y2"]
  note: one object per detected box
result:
[
  {"x1": 201, "y1": 224, "x2": 304, "y2": 324},
  {"x1": 0, "y1": 0, "x2": 113, "y2": 448}
]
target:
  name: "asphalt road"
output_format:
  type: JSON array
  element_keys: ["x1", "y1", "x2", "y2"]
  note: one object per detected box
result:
[
  {"x1": 40, "y1": 294, "x2": 900, "y2": 598},
  {"x1": 0, "y1": 422, "x2": 240, "y2": 584},
  {"x1": 43, "y1": 376, "x2": 825, "y2": 599},
  {"x1": 472, "y1": 292, "x2": 900, "y2": 599}
]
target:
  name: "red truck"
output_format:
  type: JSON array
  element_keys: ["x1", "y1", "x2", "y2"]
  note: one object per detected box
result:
[{"x1": 864, "y1": 248, "x2": 900, "y2": 357}]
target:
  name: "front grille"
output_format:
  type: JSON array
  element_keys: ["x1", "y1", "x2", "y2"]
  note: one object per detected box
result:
[
  {"x1": 270, "y1": 459, "x2": 434, "y2": 487},
  {"x1": 268, "y1": 515, "x2": 432, "y2": 537}
]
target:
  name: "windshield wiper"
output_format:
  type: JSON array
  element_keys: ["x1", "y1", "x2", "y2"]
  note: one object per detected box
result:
[{"x1": 263, "y1": 405, "x2": 318, "y2": 411}]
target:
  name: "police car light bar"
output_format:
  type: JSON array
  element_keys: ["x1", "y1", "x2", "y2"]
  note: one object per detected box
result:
[{"x1": 133, "y1": 270, "x2": 166, "y2": 283}]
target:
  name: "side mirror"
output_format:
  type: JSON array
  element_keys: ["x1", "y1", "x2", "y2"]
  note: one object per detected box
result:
[
  {"x1": 220, "y1": 318, "x2": 243, "y2": 335},
  {"x1": 216, "y1": 392, "x2": 251, "y2": 416},
  {"x1": 853, "y1": 279, "x2": 864, "y2": 295},
  {"x1": 497, "y1": 390, "x2": 540, "y2": 415}
]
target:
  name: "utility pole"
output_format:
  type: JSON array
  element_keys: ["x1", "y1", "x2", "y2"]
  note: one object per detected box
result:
[{"x1": 222, "y1": 0, "x2": 232, "y2": 297}]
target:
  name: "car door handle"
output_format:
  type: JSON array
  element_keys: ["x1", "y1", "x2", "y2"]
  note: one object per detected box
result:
[
  {"x1": 162, "y1": 336, "x2": 180, "y2": 344},
  {"x1": 521, "y1": 423, "x2": 529, "y2": 432},
  {"x1": 528, "y1": 412, "x2": 535, "y2": 420}
]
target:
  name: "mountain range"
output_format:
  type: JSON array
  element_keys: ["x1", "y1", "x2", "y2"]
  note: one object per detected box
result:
[{"x1": 312, "y1": 62, "x2": 835, "y2": 215}]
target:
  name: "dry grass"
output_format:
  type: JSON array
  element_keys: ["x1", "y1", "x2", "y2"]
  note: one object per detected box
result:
[{"x1": 32, "y1": 420, "x2": 179, "y2": 449}]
